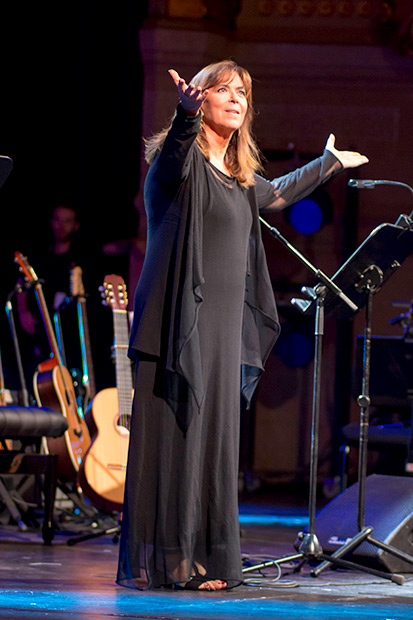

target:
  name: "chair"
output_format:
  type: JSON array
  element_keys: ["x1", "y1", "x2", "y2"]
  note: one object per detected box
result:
[{"x1": 0, "y1": 406, "x2": 68, "y2": 544}]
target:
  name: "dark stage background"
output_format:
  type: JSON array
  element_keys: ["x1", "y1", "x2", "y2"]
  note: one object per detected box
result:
[
  {"x1": 0, "y1": 2, "x2": 148, "y2": 388},
  {"x1": 1, "y1": 0, "x2": 412, "y2": 483}
]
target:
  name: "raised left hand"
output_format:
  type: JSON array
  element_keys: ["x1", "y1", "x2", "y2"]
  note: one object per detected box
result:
[{"x1": 325, "y1": 133, "x2": 369, "y2": 169}]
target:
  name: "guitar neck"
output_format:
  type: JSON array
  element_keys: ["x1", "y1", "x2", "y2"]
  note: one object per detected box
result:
[
  {"x1": 77, "y1": 297, "x2": 97, "y2": 399},
  {"x1": 34, "y1": 282, "x2": 62, "y2": 367},
  {"x1": 0, "y1": 346, "x2": 6, "y2": 406},
  {"x1": 113, "y1": 309, "x2": 133, "y2": 414}
]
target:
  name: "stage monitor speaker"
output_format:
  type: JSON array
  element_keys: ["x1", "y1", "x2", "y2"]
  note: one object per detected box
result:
[{"x1": 311, "y1": 474, "x2": 413, "y2": 573}]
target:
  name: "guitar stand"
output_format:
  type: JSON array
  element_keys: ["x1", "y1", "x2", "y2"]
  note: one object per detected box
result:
[
  {"x1": 60, "y1": 480, "x2": 121, "y2": 546},
  {"x1": 243, "y1": 216, "x2": 413, "y2": 585},
  {"x1": 57, "y1": 481, "x2": 98, "y2": 520},
  {"x1": 67, "y1": 516, "x2": 121, "y2": 546}
]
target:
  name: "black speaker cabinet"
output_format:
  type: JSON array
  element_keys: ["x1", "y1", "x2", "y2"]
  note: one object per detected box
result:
[{"x1": 312, "y1": 474, "x2": 413, "y2": 573}]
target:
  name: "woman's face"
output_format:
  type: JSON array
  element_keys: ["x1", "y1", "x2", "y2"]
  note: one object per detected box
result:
[{"x1": 201, "y1": 72, "x2": 248, "y2": 138}]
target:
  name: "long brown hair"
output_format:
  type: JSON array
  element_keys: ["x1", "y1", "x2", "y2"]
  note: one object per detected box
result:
[{"x1": 144, "y1": 60, "x2": 264, "y2": 188}]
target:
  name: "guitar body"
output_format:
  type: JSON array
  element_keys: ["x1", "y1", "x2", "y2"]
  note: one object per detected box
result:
[
  {"x1": 79, "y1": 387, "x2": 131, "y2": 513},
  {"x1": 15, "y1": 251, "x2": 92, "y2": 482},
  {"x1": 78, "y1": 274, "x2": 132, "y2": 513},
  {"x1": 34, "y1": 365, "x2": 91, "y2": 480}
]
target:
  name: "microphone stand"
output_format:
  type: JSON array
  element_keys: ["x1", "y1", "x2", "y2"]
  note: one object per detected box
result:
[
  {"x1": 6, "y1": 288, "x2": 31, "y2": 408},
  {"x1": 243, "y1": 219, "x2": 403, "y2": 582},
  {"x1": 262, "y1": 220, "x2": 356, "y2": 552}
]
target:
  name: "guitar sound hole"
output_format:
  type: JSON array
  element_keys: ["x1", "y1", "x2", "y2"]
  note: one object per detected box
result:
[{"x1": 117, "y1": 416, "x2": 131, "y2": 432}]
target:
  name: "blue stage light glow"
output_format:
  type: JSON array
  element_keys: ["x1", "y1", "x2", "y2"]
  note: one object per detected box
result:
[
  {"x1": 0, "y1": 589, "x2": 411, "y2": 619},
  {"x1": 238, "y1": 514, "x2": 309, "y2": 527},
  {"x1": 278, "y1": 332, "x2": 313, "y2": 368},
  {"x1": 289, "y1": 199, "x2": 323, "y2": 235}
]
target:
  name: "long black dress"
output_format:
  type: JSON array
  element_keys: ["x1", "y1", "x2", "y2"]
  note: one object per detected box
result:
[{"x1": 116, "y1": 105, "x2": 339, "y2": 589}]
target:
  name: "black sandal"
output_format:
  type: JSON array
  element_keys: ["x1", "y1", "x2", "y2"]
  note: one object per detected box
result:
[
  {"x1": 175, "y1": 577, "x2": 227, "y2": 591},
  {"x1": 174, "y1": 564, "x2": 227, "y2": 591}
]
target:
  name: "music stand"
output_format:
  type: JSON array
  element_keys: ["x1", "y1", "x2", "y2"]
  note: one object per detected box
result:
[
  {"x1": 243, "y1": 215, "x2": 413, "y2": 585},
  {"x1": 297, "y1": 216, "x2": 413, "y2": 321},
  {"x1": 306, "y1": 218, "x2": 413, "y2": 579}
]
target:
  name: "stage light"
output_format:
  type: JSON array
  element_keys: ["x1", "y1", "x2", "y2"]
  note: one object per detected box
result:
[
  {"x1": 284, "y1": 188, "x2": 333, "y2": 235},
  {"x1": 275, "y1": 327, "x2": 313, "y2": 368},
  {"x1": 289, "y1": 199, "x2": 322, "y2": 234}
]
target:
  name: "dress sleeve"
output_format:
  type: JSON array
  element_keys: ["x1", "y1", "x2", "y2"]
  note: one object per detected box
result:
[
  {"x1": 152, "y1": 104, "x2": 201, "y2": 186},
  {"x1": 256, "y1": 149, "x2": 341, "y2": 212}
]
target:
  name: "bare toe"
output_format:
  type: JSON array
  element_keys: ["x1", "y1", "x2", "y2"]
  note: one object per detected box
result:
[{"x1": 199, "y1": 579, "x2": 227, "y2": 590}]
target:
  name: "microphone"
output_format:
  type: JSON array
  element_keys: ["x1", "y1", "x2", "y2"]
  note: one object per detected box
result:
[
  {"x1": 348, "y1": 178, "x2": 413, "y2": 196},
  {"x1": 348, "y1": 179, "x2": 376, "y2": 188},
  {"x1": 348, "y1": 179, "x2": 413, "y2": 220}
]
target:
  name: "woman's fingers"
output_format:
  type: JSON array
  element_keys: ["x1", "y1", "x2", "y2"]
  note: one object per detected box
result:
[
  {"x1": 325, "y1": 133, "x2": 369, "y2": 169},
  {"x1": 168, "y1": 69, "x2": 181, "y2": 87},
  {"x1": 168, "y1": 68, "x2": 208, "y2": 113}
]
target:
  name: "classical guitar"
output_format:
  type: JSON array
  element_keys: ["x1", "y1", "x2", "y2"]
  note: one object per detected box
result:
[
  {"x1": 78, "y1": 274, "x2": 132, "y2": 513},
  {"x1": 14, "y1": 252, "x2": 91, "y2": 480},
  {"x1": 70, "y1": 266, "x2": 97, "y2": 414}
]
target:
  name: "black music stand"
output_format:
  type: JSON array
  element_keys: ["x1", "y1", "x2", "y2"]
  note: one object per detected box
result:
[
  {"x1": 243, "y1": 216, "x2": 413, "y2": 585},
  {"x1": 298, "y1": 216, "x2": 413, "y2": 321},
  {"x1": 308, "y1": 218, "x2": 413, "y2": 579}
]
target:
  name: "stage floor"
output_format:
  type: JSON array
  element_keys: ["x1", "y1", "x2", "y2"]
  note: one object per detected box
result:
[{"x1": 0, "y1": 485, "x2": 412, "y2": 620}]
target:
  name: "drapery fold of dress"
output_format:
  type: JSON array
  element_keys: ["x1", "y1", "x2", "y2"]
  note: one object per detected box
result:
[{"x1": 128, "y1": 120, "x2": 280, "y2": 434}]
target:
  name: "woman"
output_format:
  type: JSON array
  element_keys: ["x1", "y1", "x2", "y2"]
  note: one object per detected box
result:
[{"x1": 116, "y1": 60, "x2": 368, "y2": 591}]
